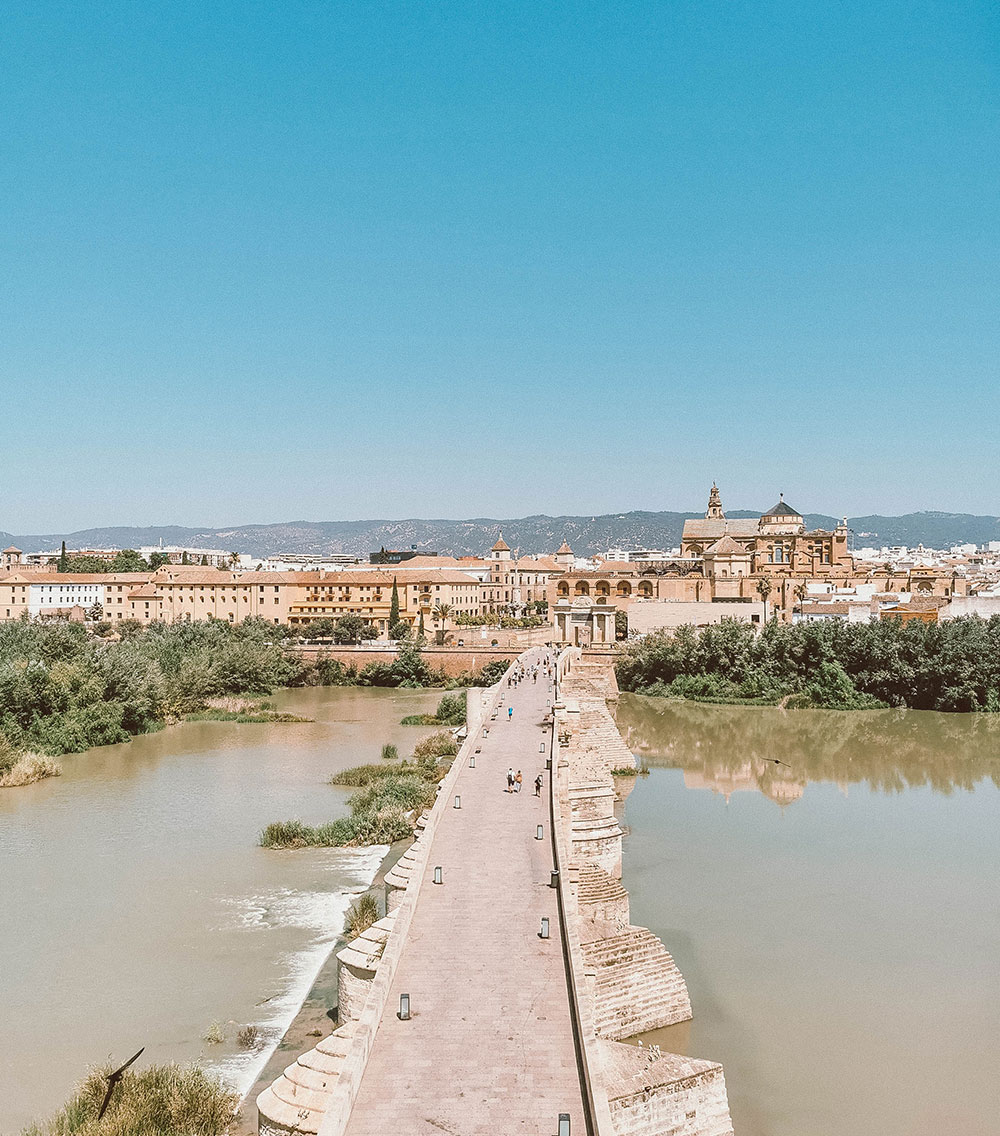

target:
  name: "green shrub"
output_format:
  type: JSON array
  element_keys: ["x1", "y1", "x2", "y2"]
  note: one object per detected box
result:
[
  {"x1": 475, "y1": 659, "x2": 512, "y2": 686},
  {"x1": 412, "y1": 732, "x2": 458, "y2": 761},
  {"x1": 0, "y1": 618, "x2": 310, "y2": 758},
  {"x1": 434, "y1": 691, "x2": 466, "y2": 725},
  {"x1": 380, "y1": 743, "x2": 399, "y2": 761}
]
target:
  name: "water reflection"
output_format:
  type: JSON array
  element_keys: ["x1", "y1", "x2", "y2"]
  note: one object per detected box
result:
[{"x1": 616, "y1": 693, "x2": 1000, "y2": 800}]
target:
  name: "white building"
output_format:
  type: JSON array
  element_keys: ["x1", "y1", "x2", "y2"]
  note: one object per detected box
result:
[
  {"x1": 28, "y1": 579, "x2": 105, "y2": 616},
  {"x1": 139, "y1": 546, "x2": 235, "y2": 567},
  {"x1": 605, "y1": 547, "x2": 682, "y2": 562},
  {"x1": 238, "y1": 553, "x2": 362, "y2": 572}
]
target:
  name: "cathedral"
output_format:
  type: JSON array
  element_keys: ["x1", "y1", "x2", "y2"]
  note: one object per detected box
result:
[{"x1": 681, "y1": 484, "x2": 852, "y2": 577}]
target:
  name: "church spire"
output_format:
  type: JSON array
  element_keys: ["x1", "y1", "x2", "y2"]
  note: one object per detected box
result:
[{"x1": 706, "y1": 482, "x2": 725, "y2": 520}]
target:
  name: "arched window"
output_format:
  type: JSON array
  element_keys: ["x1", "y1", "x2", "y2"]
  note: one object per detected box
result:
[
  {"x1": 616, "y1": 581, "x2": 632, "y2": 597},
  {"x1": 575, "y1": 581, "x2": 590, "y2": 596},
  {"x1": 638, "y1": 581, "x2": 653, "y2": 598}
]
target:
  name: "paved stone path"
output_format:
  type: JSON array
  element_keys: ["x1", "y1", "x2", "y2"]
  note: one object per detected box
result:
[{"x1": 343, "y1": 648, "x2": 585, "y2": 1135}]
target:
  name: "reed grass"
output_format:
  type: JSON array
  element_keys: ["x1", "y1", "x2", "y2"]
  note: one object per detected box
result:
[
  {"x1": 348, "y1": 774, "x2": 437, "y2": 814},
  {"x1": 329, "y1": 761, "x2": 409, "y2": 787},
  {"x1": 344, "y1": 893, "x2": 380, "y2": 939},
  {"x1": 380, "y1": 743, "x2": 399, "y2": 761},
  {"x1": 412, "y1": 732, "x2": 458, "y2": 761},
  {"x1": 19, "y1": 1061, "x2": 239, "y2": 1136},
  {"x1": 0, "y1": 753, "x2": 61, "y2": 788},
  {"x1": 259, "y1": 818, "x2": 355, "y2": 848},
  {"x1": 185, "y1": 697, "x2": 309, "y2": 724}
]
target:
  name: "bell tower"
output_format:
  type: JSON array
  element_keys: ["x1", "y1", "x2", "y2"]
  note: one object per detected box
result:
[{"x1": 706, "y1": 483, "x2": 725, "y2": 520}]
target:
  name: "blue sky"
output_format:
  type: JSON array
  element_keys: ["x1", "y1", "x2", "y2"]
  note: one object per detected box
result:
[{"x1": 2, "y1": 2, "x2": 998, "y2": 531}]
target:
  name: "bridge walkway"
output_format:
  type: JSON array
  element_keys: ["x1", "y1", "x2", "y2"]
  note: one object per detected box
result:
[{"x1": 342, "y1": 647, "x2": 586, "y2": 1135}]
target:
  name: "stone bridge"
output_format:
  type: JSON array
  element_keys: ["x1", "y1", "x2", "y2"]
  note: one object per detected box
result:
[{"x1": 256, "y1": 648, "x2": 734, "y2": 1136}]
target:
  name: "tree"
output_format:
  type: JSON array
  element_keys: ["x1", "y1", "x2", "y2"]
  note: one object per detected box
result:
[
  {"x1": 432, "y1": 603, "x2": 452, "y2": 645},
  {"x1": 149, "y1": 552, "x2": 170, "y2": 570},
  {"x1": 334, "y1": 615, "x2": 374, "y2": 644},
  {"x1": 417, "y1": 612, "x2": 425, "y2": 641},
  {"x1": 229, "y1": 552, "x2": 240, "y2": 569},
  {"x1": 200, "y1": 555, "x2": 209, "y2": 566},
  {"x1": 181, "y1": 551, "x2": 190, "y2": 565},
  {"x1": 793, "y1": 581, "x2": 808, "y2": 617},
  {"x1": 110, "y1": 549, "x2": 150, "y2": 573},
  {"x1": 65, "y1": 555, "x2": 112, "y2": 573},
  {"x1": 87, "y1": 602, "x2": 104, "y2": 622},
  {"x1": 389, "y1": 578, "x2": 400, "y2": 630},
  {"x1": 615, "y1": 610, "x2": 629, "y2": 641},
  {"x1": 389, "y1": 620, "x2": 409, "y2": 641},
  {"x1": 755, "y1": 577, "x2": 771, "y2": 622},
  {"x1": 58, "y1": 541, "x2": 68, "y2": 573},
  {"x1": 304, "y1": 617, "x2": 337, "y2": 639}
]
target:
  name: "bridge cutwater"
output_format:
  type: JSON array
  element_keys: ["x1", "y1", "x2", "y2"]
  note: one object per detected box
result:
[{"x1": 257, "y1": 647, "x2": 735, "y2": 1136}]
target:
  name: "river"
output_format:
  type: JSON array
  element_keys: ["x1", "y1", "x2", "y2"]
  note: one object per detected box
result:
[
  {"x1": 615, "y1": 693, "x2": 1000, "y2": 1136},
  {"x1": 0, "y1": 685, "x2": 442, "y2": 1134}
]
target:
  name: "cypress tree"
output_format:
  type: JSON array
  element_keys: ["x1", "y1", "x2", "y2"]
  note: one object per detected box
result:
[
  {"x1": 58, "y1": 540, "x2": 68, "y2": 573},
  {"x1": 389, "y1": 577, "x2": 400, "y2": 629}
]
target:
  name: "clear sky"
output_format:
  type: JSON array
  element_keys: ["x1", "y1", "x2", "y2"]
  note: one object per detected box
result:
[{"x1": 2, "y1": 2, "x2": 999, "y2": 532}]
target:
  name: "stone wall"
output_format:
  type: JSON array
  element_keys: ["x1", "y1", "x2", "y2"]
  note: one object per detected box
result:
[
  {"x1": 626, "y1": 599, "x2": 764, "y2": 634},
  {"x1": 336, "y1": 915, "x2": 396, "y2": 1024},
  {"x1": 554, "y1": 650, "x2": 735, "y2": 1136},
  {"x1": 291, "y1": 645, "x2": 518, "y2": 678},
  {"x1": 601, "y1": 1042, "x2": 735, "y2": 1136}
]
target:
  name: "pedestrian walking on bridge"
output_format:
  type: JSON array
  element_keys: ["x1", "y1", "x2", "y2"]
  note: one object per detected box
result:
[
  {"x1": 534, "y1": 774, "x2": 542, "y2": 797},
  {"x1": 508, "y1": 705, "x2": 513, "y2": 721}
]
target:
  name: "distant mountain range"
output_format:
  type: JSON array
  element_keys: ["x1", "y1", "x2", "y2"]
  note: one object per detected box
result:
[{"x1": 3, "y1": 510, "x2": 999, "y2": 558}]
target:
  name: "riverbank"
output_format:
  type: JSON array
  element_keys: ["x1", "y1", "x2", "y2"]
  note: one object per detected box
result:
[
  {"x1": 616, "y1": 617, "x2": 1000, "y2": 712},
  {"x1": 231, "y1": 837, "x2": 409, "y2": 1135},
  {"x1": 0, "y1": 684, "x2": 444, "y2": 1132},
  {"x1": 0, "y1": 621, "x2": 505, "y2": 787}
]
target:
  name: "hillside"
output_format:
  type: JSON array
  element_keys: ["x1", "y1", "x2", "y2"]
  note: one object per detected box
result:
[{"x1": 3, "y1": 510, "x2": 999, "y2": 559}]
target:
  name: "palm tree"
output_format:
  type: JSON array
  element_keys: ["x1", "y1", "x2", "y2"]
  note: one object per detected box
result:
[
  {"x1": 755, "y1": 577, "x2": 771, "y2": 622},
  {"x1": 433, "y1": 603, "x2": 452, "y2": 645},
  {"x1": 793, "y1": 581, "x2": 808, "y2": 619}
]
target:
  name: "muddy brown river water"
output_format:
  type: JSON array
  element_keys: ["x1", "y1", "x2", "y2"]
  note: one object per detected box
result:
[
  {"x1": 615, "y1": 693, "x2": 1000, "y2": 1136},
  {"x1": 0, "y1": 685, "x2": 441, "y2": 1133},
  {"x1": 3, "y1": 685, "x2": 998, "y2": 1135}
]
